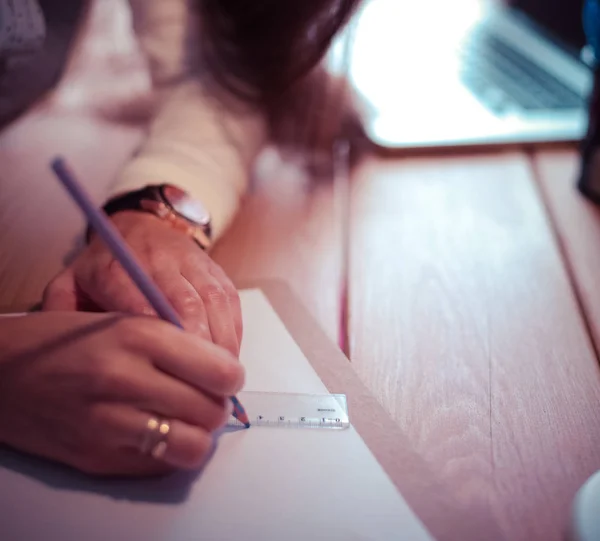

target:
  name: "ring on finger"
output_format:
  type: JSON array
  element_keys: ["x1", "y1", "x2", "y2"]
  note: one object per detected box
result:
[{"x1": 140, "y1": 416, "x2": 171, "y2": 458}]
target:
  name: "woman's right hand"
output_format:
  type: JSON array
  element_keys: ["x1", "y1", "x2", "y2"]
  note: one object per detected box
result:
[{"x1": 0, "y1": 312, "x2": 245, "y2": 476}]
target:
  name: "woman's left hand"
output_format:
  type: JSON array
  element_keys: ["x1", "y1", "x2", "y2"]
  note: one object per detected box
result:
[{"x1": 42, "y1": 211, "x2": 242, "y2": 356}]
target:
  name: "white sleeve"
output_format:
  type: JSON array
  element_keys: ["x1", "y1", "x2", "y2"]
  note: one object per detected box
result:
[{"x1": 109, "y1": 0, "x2": 267, "y2": 240}]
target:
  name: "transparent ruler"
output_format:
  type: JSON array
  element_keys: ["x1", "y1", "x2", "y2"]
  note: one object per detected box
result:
[{"x1": 227, "y1": 391, "x2": 350, "y2": 430}]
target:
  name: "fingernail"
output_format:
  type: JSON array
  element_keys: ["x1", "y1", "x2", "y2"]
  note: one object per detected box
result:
[{"x1": 224, "y1": 399, "x2": 234, "y2": 422}]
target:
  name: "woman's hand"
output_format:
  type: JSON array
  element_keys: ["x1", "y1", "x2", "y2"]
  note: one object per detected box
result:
[
  {"x1": 0, "y1": 311, "x2": 244, "y2": 476},
  {"x1": 42, "y1": 212, "x2": 242, "y2": 356}
]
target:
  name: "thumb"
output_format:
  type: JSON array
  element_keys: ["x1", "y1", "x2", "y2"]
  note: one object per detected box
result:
[{"x1": 42, "y1": 270, "x2": 79, "y2": 311}]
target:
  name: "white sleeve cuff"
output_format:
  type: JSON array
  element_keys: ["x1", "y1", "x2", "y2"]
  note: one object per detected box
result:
[{"x1": 107, "y1": 80, "x2": 267, "y2": 241}]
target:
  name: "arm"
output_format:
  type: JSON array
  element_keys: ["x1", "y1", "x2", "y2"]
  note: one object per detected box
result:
[
  {"x1": 109, "y1": 0, "x2": 268, "y2": 240},
  {"x1": 43, "y1": 1, "x2": 262, "y2": 353},
  {"x1": 0, "y1": 311, "x2": 243, "y2": 475}
]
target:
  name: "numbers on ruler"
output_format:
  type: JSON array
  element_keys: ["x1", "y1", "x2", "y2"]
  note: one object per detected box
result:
[{"x1": 251, "y1": 415, "x2": 347, "y2": 428}]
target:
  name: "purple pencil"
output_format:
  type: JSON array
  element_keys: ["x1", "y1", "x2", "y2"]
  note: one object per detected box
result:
[{"x1": 50, "y1": 157, "x2": 250, "y2": 428}]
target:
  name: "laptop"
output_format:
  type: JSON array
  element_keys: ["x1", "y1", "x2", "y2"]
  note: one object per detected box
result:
[{"x1": 345, "y1": 0, "x2": 591, "y2": 149}]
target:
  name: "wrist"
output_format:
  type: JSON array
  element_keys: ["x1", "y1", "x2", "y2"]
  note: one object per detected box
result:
[
  {"x1": 106, "y1": 210, "x2": 161, "y2": 232},
  {"x1": 88, "y1": 185, "x2": 213, "y2": 250}
]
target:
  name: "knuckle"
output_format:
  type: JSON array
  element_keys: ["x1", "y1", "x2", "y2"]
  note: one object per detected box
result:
[
  {"x1": 223, "y1": 283, "x2": 240, "y2": 305},
  {"x1": 195, "y1": 321, "x2": 211, "y2": 339},
  {"x1": 198, "y1": 284, "x2": 227, "y2": 305},
  {"x1": 177, "y1": 291, "x2": 205, "y2": 318},
  {"x1": 210, "y1": 265, "x2": 238, "y2": 297},
  {"x1": 86, "y1": 355, "x2": 134, "y2": 399},
  {"x1": 127, "y1": 302, "x2": 155, "y2": 317},
  {"x1": 108, "y1": 295, "x2": 154, "y2": 319}
]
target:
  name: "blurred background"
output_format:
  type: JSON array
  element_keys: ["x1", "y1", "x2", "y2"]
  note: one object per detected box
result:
[
  {"x1": 10, "y1": 0, "x2": 589, "y2": 152},
  {"x1": 342, "y1": 0, "x2": 589, "y2": 149}
]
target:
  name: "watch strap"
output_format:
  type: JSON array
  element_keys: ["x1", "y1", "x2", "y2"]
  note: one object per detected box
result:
[
  {"x1": 102, "y1": 186, "x2": 158, "y2": 217},
  {"x1": 86, "y1": 186, "x2": 211, "y2": 250}
]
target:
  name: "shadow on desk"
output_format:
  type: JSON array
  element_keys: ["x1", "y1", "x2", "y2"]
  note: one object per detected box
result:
[{"x1": 0, "y1": 442, "x2": 213, "y2": 505}]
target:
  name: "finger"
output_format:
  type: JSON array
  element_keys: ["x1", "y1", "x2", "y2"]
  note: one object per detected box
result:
[
  {"x1": 125, "y1": 319, "x2": 246, "y2": 397},
  {"x1": 182, "y1": 269, "x2": 238, "y2": 356},
  {"x1": 97, "y1": 405, "x2": 217, "y2": 470},
  {"x1": 74, "y1": 447, "x2": 173, "y2": 477},
  {"x1": 152, "y1": 337, "x2": 245, "y2": 397},
  {"x1": 110, "y1": 362, "x2": 232, "y2": 431},
  {"x1": 42, "y1": 270, "x2": 78, "y2": 311},
  {"x1": 151, "y1": 269, "x2": 211, "y2": 340},
  {"x1": 111, "y1": 449, "x2": 175, "y2": 477},
  {"x1": 208, "y1": 263, "x2": 243, "y2": 349}
]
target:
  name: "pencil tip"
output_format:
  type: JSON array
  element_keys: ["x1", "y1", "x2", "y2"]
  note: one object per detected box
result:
[{"x1": 244, "y1": 422, "x2": 251, "y2": 429}]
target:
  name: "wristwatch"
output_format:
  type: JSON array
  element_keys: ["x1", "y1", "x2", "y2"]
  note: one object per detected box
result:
[{"x1": 99, "y1": 185, "x2": 212, "y2": 250}]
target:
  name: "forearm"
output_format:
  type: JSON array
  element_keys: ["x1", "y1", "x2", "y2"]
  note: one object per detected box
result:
[
  {"x1": 108, "y1": 79, "x2": 267, "y2": 241},
  {"x1": 113, "y1": 0, "x2": 268, "y2": 242}
]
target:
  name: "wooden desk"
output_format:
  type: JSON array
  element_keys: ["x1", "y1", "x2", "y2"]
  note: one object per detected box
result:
[
  {"x1": 346, "y1": 151, "x2": 600, "y2": 541},
  {"x1": 534, "y1": 149, "x2": 600, "y2": 355},
  {"x1": 211, "y1": 148, "x2": 600, "y2": 541},
  {"x1": 3, "y1": 138, "x2": 598, "y2": 540},
  {"x1": 1, "y1": 1, "x2": 600, "y2": 539}
]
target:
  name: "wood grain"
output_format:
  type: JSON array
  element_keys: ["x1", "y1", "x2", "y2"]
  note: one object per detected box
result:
[
  {"x1": 4, "y1": 3, "x2": 598, "y2": 540},
  {"x1": 533, "y1": 148, "x2": 600, "y2": 355},
  {"x1": 258, "y1": 279, "x2": 502, "y2": 541},
  {"x1": 348, "y1": 152, "x2": 600, "y2": 541}
]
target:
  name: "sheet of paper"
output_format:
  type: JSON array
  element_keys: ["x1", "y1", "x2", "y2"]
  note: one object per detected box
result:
[{"x1": 0, "y1": 289, "x2": 435, "y2": 541}]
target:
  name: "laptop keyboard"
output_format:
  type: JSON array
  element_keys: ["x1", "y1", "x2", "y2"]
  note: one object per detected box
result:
[{"x1": 458, "y1": 26, "x2": 586, "y2": 115}]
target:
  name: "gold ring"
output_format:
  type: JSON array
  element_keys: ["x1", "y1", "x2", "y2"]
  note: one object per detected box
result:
[
  {"x1": 140, "y1": 417, "x2": 170, "y2": 457},
  {"x1": 150, "y1": 420, "x2": 170, "y2": 459}
]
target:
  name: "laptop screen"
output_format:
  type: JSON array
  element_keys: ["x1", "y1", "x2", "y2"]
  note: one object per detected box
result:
[{"x1": 510, "y1": 0, "x2": 586, "y2": 52}]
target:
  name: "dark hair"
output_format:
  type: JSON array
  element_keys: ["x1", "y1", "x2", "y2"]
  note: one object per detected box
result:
[{"x1": 197, "y1": 0, "x2": 363, "y2": 106}]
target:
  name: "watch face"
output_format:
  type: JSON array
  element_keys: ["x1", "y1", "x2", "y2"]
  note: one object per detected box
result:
[{"x1": 161, "y1": 185, "x2": 210, "y2": 226}]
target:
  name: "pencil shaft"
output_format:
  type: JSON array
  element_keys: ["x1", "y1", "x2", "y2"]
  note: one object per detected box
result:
[
  {"x1": 50, "y1": 157, "x2": 249, "y2": 428},
  {"x1": 51, "y1": 158, "x2": 182, "y2": 328}
]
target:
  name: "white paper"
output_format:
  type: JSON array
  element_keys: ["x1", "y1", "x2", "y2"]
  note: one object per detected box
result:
[{"x1": 0, "y1": 289, "x2": 434, "y2": 541}]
